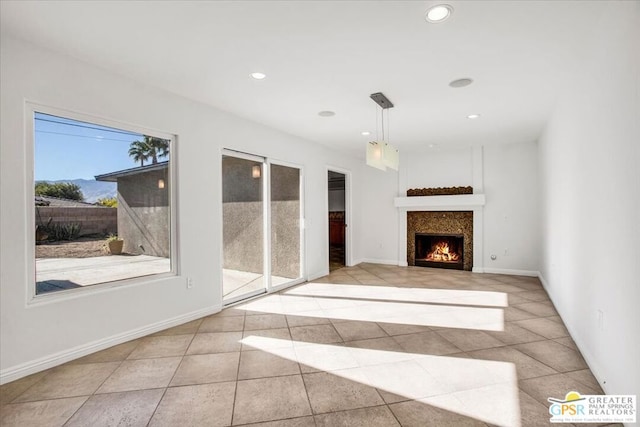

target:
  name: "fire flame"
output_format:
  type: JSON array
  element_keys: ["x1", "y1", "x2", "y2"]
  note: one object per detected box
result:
[{"x1": 426, "y1": 241, "x2": 461, "y2": 262}]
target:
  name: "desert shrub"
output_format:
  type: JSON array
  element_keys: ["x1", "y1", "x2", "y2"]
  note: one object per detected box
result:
[
  {"x1": 38, "y1": 220, "x2": 82, "y2": 241},
  {"x1": 96, "y1": 197, "x2": 118, "y2": 207}
]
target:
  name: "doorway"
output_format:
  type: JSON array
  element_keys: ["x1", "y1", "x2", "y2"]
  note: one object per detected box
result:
[
  {"x1": 222, "y1": 151, "x2": 304, "y2": 304},
  {"x1": 328, "y1": 170, "x2": 346, "y2": 271}
]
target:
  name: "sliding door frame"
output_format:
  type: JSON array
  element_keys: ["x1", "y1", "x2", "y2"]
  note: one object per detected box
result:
[
  {"x1": 221, "y1": 149, "x2": 268, "y2": 305},
  {"x1": 267, "y1": 158, "x2": 306, "y2": 294},
  {"x1": 221, "y1": 150, "x2": 306, "y2": 306}
]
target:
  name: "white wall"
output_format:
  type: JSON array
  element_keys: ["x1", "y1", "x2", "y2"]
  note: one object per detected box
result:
[
  {"x1": 356, "y1": 166, "x2": 399, "y2": 265},
  {"x1": 483, "y1": 142, "x2": 539, "y2": 272},
  {"x1": 405, "y1": 147, "x2": 473, "y2": 189},
  {"x1": 399, "y1": 143, "x2": 539, "y2": 274},
  {"x1": 538, "y1": 2, "x2": 639, "y2": 395},
  {"x1": 0, "y1": 37, "x2": 364, "y2": 381}
]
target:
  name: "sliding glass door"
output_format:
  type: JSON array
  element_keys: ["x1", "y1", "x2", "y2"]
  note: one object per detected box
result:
[
  {"x1": 222, "y1": 151, "x2": 303, "y2": 304},
  {"x1": 222, "y1": 153, "x2": 266, "y2": 302},
  {"x1": 270, "y1": 163, "x2": 303, "y2": 289}
]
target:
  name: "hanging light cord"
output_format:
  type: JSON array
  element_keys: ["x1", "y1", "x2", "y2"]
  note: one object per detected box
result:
[{"x1": 375, "y1": 104, "x2": 379, "y2": 141}]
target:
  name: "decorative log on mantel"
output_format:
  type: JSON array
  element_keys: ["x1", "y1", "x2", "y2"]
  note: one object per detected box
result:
[{"x1": 407, "y1": 186, "x2": 473, "y2": 197}]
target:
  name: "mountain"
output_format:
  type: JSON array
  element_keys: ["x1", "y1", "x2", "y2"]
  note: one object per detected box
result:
[{"x1": 46, "y1": 179, "x2": 117, "y2": 203}]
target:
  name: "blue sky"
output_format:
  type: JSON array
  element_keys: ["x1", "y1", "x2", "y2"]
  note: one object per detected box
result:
[{"x1": 35, "y1": 113, "x2": 168, "y2": 181}]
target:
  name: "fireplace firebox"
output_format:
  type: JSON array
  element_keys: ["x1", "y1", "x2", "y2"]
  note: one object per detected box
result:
[{"x1": 414, "y1": 233, "x2": 464, "y2": 270}]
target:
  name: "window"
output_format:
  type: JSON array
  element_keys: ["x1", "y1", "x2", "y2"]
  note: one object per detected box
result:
[{"x1": 32, "y1": 109, "x2": 175, "y2": 296}]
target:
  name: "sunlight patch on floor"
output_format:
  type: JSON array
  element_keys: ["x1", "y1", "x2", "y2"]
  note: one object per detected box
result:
[
  {"x1": 236, "y1": 283, "x2": 506, "y2": 331},
  {"x1": 241, "y1": 335, "x2": 521, "y2": 427},
  {"x1": 284, "y1": 283, "x2": 509, "y2": 307}
]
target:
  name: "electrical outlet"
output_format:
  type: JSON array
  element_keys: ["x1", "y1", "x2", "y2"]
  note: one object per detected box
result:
[{"x1": 187, "y1": 278, "x2": 193, "y2": 289}]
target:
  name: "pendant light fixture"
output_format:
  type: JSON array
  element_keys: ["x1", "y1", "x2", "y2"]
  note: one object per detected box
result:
[{"x1": 366, "y1": 92, "x2": 399, "y2": 171}]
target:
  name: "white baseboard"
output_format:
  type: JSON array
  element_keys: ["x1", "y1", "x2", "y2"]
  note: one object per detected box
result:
[
  {"x1": 536, "y1": 272, "x2": 608, "y2": 395},
  {"x1": 352, "y1": 261, "x2": 537, "y2": 275},
  {"x1": 482, "y1": 268, "x2": 539, "y2": 277},
  {"x1": 307, "y1": 270, "x2": 329, "y2": 281},
  {"x1": 356, "y1": 258, "x2": 400, "y2": 266},
  {"x1": 0, "y1": 305, "x2": 221, "y2": 385},
  {"x1": 537, "y1": 271, "x2": 549, "y2": 289}
]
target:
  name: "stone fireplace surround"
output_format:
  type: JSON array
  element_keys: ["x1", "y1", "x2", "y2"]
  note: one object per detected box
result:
[
  {"x1": 408, "y1": 211, "x2": 473, "y2": 271},
  {"x1": 395, "y1": 193, "x2": 486, "y2": 272}
]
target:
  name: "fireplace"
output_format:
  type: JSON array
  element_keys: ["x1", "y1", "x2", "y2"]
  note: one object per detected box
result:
[
  {"x1": 397, "y1": 186, "x2": 484, "y2": 272},
  {"x1": 415, "y1": 234, "x2": 464, "y2": 270},
  {"x1": 407, "y1": 211, "x2": 473, "y2": 271}
]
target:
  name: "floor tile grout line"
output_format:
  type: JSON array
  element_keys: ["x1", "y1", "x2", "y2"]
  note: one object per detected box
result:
[
  {"x1": 299, "y1": 368, "x2": 317, "y2": 416},
  {"x1": 385, "y1": 402, "x2": 404, "y2": 426},
  {"x1": 60, "y1": 395, "x2": 92, "y2": 427},
  {"x1": 4, "y1": 370, "x2": 54, "y2": 405},
  {"x1": 60, "y1": 356, "x2": 131, "y2": 426},
  {"x1": 281, "y1": 299, "x2": 320, "y2": 421},
  {"x1": 511, "y1": 343, "x2": 587, "y2": 372},
  {"x1": 2, "y1": 393, "x2": 91, "y2": 409},
  {"x1": 229, "y1": 314, "x2": 246, "y2": 427},
  {"x1": 9, "y1": 348, "x2": 136, "y2": 405},
  {"x1": 161, "y1": 330, "x2": 197, "y2": 389},
  {"x1": 317, "y1": 401, "x2": 394, "y2": 417},
  {"x1": 312, "y1": 403, "x2": 400, "y2": 420},
  {"x1": 144, "y1": 387, "x2": 169, "y2": 427}
]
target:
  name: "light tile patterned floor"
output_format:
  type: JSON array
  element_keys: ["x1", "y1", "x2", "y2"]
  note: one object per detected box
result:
[{"x1": 0, "y1": 264, "x2": 619, "y2": 426}]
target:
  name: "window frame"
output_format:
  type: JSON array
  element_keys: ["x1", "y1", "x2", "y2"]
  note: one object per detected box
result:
[{"x1": 25, "y1": 102, "x2": 179, "y2": 305}]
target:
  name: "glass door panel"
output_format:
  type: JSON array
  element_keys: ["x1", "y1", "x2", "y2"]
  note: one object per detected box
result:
[
  {"x1": 222, "y1": 154, "x2": 265, "y2": 302},
  {"x1": 270, "y1": 163, "x2": 303, "y2": 288}
]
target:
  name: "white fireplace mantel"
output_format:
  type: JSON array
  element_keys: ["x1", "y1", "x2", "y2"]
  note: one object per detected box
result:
[
  {"x1": 395, "y1": 194, "x2": 486, "y2": 272},
  {"x1": 394, "y1": 194, "x2": 485, "y2": 211}
]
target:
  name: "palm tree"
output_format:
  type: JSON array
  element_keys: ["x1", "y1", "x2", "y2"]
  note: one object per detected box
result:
[
  {"x1": 128, "y1": 140, "x2": 150, "y2": 166},
  {"x1": 144, "y1": 136, "x2": 170, "y2": 164}
]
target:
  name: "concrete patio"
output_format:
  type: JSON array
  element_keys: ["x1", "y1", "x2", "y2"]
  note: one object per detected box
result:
[
  {"x1": 36, "y1": 256, "x2": 171, "y2": 294},
  {"x1": 36, "y1": 256, "x2": 292, "y2": 298}
]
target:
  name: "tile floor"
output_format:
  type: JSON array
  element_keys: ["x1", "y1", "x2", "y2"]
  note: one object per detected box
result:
[{"x1": 0, "y1": 264, "x2": 619, "y2": 427}]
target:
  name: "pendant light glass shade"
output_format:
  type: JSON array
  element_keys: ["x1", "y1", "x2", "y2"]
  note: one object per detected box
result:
[
  {"x1": 383, "y1": 142, "x2": 399, "y2": 170},
  {"x1": 366, "y1": 141, "x2": 386, "y2": 171}
]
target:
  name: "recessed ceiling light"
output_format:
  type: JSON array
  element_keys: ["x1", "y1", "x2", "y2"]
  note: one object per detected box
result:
[
  {"x1": 467, "y1": 114, "x2": 481, "y2": 119},
  {"x1": 425, "y1": 4, "x2": 453, "y2": 23},
  {"x1": 250, "y1": 72, "x2": 266, "y2": 80},
  {"x1": 318, "y1": 111, "x2": 335, "y2": 117},
  {"x1": 361, "y1": 131, "x2": 371, "y2": 136},
  {"x1": 449, "y1": 78, "x2": 473, "y2": 88}
]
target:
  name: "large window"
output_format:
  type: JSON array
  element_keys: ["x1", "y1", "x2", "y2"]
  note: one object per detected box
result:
[{"x1": 32, "y1": 108, "x2": 175, "y2": 296}]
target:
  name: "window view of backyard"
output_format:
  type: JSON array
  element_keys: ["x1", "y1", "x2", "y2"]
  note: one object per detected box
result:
[{"x1": 34, "y1": 112, "x2": 172, "y2": 295}]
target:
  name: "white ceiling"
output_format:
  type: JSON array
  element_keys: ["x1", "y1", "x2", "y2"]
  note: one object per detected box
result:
[{"x1": 1, "y1": 1, "x2": 606, "y2": 156}]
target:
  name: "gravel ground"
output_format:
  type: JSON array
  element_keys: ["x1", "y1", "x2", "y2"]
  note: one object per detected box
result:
[{"x1": 36, "y1": 237, "x2": 109, "y2": 258}]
